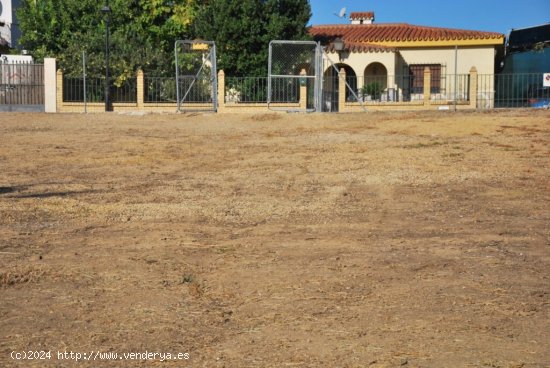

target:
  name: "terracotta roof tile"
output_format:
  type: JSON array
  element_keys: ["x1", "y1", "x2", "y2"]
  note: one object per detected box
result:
[
  {"x1": 325, "y1": 41, "x2": 395, "y2": 53},
  {"x1": 309, "y1": 23, "x2": 503, "y2": 44},
  {"x1": 350, "y1": 12, "x2": 375, "y2": 20}
]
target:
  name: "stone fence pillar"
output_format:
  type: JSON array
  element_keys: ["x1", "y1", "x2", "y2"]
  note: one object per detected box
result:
[
  {"x1": 56, "y1": 69, "x2": 63, "y2": 112},
  {"x1": 299, "y1": 68, "x2": 307, "y2": 110},
  {"x1": 469, "y1": 67, "x2": 478, "y2": 109},
  {"x1": 338, "y1": 68, "x2": 346, "y2": 112},
  {"x1": 423, "y1": 67, "x2": 431, "y2": 106},
  {"x1": 44, "y1": 58, "x2": 57, "y2": 113},
  {"x1": 217, "y1": 70, "x2": 225, "y2": 112},
  {"x1": 137, "y1": 69, "x2": 144, "y2": 109}
]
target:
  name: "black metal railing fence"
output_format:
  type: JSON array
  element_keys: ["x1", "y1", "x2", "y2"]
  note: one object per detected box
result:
[
  {"x1": 144, "y1": 77, "x2": 176, "y2": 103},
  {"x1": 60, "y1": 71, "x2": 550, "y2": 110},
  {"x1": 63, "y1": 76, "x2": 137, "y2": 103},
  {"x1": 225, "y1": 77, "x2": 268, "y2": 103},
  {"x1": 478, "y1": 73, "x2": 548, "y2": 108}
]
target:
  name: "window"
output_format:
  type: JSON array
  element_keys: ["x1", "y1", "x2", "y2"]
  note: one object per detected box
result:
[{"x1": 409, "y1": 64, "x2": 442, "y2": 94}]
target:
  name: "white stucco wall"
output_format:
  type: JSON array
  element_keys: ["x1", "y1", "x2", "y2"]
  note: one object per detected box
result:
[
  {"x1": 323, "y1": 51, "x2": 397, "y2": 78},
  {"x1": 325, "y1": 46, "x2": 495, "y2": 77},
  {"x1": 323, "y1": 46, "x2": 496, "y2": 103},
  {"x1": 398, "y1": 46, "x2": 496, "y2": 75},
  {"x1": 44, "y1": 58, "x2": 57, "y2": 113}
]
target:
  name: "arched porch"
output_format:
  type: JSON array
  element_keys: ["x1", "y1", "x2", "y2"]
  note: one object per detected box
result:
[
  {"x1": 362, "y1": 62, "x2": 388, "y2": 101},
  {"x1": 322, "y1": 63, "x2": 357, "y2": 112}
]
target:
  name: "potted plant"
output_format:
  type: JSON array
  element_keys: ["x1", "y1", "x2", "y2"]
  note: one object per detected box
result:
[{"x1": 361, "y1": 82, "x2": 383, "y2": 101}]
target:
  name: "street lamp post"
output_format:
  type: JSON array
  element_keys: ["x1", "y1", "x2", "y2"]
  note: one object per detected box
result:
[{"x1": 101, "y1": 0, "x2": 111, "y2": 112}]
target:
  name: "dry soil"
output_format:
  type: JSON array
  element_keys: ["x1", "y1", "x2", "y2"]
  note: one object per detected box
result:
[{"x1": 0, "y1": 110, "x2": 549, "y2": 367}]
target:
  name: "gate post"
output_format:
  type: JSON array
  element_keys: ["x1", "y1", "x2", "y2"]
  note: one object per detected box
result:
[
  {"x1": 299, "y1": 69, "x2": 307, "y2": 110},
  {"x1": 217, "y1": 70, "x2": 225, "y2": 113},
  {"x1": 339, "y1": 68, "x2": 346, "y2": 112},
  {"x1": 423, "y1": 67, "x2": 431, "y2": 106},
  {"x1": 44, "y1": 58, "x2": 57, "y2": 113},
  {"x1": 137, "y1": 69, "x2": 144, "y2": 109},
  {"x1": 56, "y1": 69, "x2": 63, "y2": 113},
  {"x1": 469, "y1": 67, "x2": 478, "y2": 109}
]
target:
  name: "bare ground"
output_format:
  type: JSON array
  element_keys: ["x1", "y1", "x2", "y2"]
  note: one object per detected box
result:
[{"x1": 0, "y1": 110, "x2": 549, "y2": 367}]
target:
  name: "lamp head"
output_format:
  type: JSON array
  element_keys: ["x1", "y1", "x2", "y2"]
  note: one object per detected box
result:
[{"x1": 333, "y1": 38, "x2": 345, "y2": 52}]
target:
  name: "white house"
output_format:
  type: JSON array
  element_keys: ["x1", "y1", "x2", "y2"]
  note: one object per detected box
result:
[{"x1": 310, "y1": 12, "x2": 504, "y2": 107}]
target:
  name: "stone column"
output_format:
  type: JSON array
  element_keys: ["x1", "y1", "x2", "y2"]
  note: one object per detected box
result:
[
  {"x1": 136, "y1": 69, "x2": 144, "y2": 109},
  {"x1": 339, "y1": 68, "x2": 346, "y2": 112},
  {"x1": 217, "y1": 70, "x2": 225, "y2": 112},
  {"x1": 44, "y1": 58, "x2": 57, "y2": 113},
  {"x1": 469, "y1": 66, "x2": 478, "y2": 109},
  {"x1": 423, "y1": 67, "x2": 431, "y2": 106},
  {"x1": 299, "y1": 68, "x2": 307, "y2": 110},
  {"x1": 56, "y1": 69, "x2": 63, "y2": 113}
]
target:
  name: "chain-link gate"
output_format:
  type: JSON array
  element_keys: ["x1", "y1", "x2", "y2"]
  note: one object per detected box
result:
[
  {"x1": 268, "y1": 41, "x2": 321, "y2": 112},
  {"x1": 175, "y1": 40, "x2": 217, "y2": 112},
  {"x1": 268, "y1": 41, "x2": 365, "y2": 113}
]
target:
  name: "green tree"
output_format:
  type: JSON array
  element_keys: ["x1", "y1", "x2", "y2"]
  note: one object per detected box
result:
[
  {"x1": 263, "y1": 0, "x2": 311, "y2": 43},
  {"x1": 17, "y1": 0, "x2": 200, "y2": 78},
  {"x1": 17, "y1": 0, "x2": 311, "y2": 78},
  {"x1": 194, "y1": 0, "x2": 311, "y2": 76},
  {"x1": 194, "y1": 0, "x2": 264, "y2": 76},
  {"x1": 17, "y1": 0, "x2": 99, "y2": 63}
]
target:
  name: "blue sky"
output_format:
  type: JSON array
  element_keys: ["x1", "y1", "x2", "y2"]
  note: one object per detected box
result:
[{"x1": 309, "y1": 0, "x2": 550, "y2": 36}]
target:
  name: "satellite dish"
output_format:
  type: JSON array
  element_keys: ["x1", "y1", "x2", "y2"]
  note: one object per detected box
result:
[
  {"x1": 334, "y1": 7, "x2": 347, "y2": 19},
  {"x1": 339, "y1": 7, "x2": 347, "y2": 18}
]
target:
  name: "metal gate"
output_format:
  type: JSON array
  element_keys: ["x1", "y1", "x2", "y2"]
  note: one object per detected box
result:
[
  {"x1": 175, "y1": 40, "x2": 217, "y2": 112},
  {"x1": 0, "y1": 61, "x2": 44, "y2": 112},
  {"x1": 267, "y1": 41, "x2": 364, "y2": 112},
  {"x1": 268, "y1": 40, "x2": 321, "y2": 112}
]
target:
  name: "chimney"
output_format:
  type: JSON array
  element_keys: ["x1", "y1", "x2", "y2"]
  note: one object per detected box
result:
[{"x1": 350, "y1": 12, "x2": 375, "y2": 25}]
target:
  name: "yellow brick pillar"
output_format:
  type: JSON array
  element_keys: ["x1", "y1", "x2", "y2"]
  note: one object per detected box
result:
[
  {"x1": 217, "y1": 70, "x2": 225, "y2": 113},
  {"x1": 423, "y1": 67, "x2": 431, "y2": 106},
  {"x1": 469, "y1": 66, "x2": 478, "y2": 109},
  {"x1": 338, "y1": 68, "x2": 346, "y2": 112},
  {"x1": 136, "y1": 69, "x2": 144, "y2": 109},
  {"x1": 56, "y1": 69, "x2": 63, "y2": 113},
  {"x1": 299, "y1": 69, "x2": 307, "y2": 110}
]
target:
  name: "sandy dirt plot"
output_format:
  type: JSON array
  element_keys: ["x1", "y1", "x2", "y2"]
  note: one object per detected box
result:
[{"x1": 0, "y1": 110, "x2": 549, "y2": 367}]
